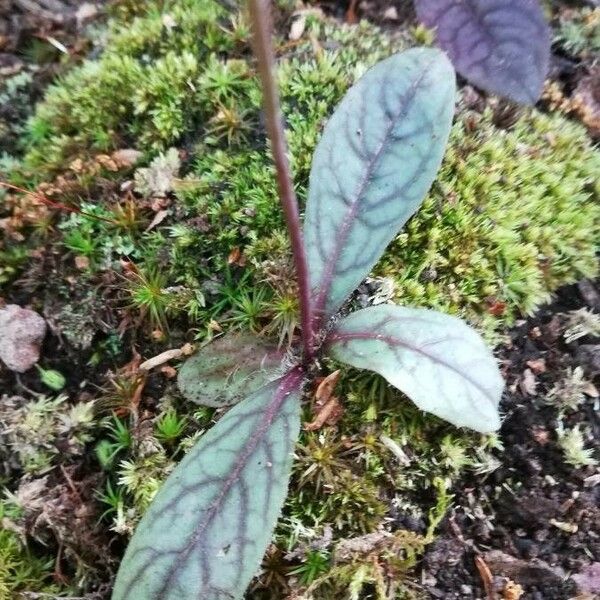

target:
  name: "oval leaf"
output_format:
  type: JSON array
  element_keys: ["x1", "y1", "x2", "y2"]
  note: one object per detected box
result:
[
  {"x1": 177, "y1": 333, "x2": 284, "y2": 407},
  {"x1": 327, "y1": 305, "x2": 503, "y2": 432},
  {"x1": 415, "y1": 0, "x2": 550, "y2": 104},
  {"x1": 112, "y1": 370, "x2": 303, "y2": 600},
  {"x1": 304, "y1": 48, "x2": 455, "y2": 326}
]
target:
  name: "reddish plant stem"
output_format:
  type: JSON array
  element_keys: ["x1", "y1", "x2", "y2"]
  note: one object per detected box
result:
[{"x1": 248, "y1": 0, "x2": 315, "y2": 361}]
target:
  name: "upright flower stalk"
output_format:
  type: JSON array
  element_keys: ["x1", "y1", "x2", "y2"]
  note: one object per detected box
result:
[{"x1": 248, "y1": 0, "x2": 315, "y2": 360}]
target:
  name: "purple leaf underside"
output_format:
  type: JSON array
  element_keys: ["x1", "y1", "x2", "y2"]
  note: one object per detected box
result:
[{"x1": 415, "y1": 0, "x2": 550, "y2": 104}]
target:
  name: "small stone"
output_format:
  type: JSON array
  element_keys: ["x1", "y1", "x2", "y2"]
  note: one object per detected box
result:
[
  {"x1": 289, "y1": 14, "x2": 306, "y2": 40},
  {"x1": 572, "y1": 562, "x2": 600, "y2": 594},
  {"x1": 0, "y1": 305, "x2": 46, "y2": 372}
]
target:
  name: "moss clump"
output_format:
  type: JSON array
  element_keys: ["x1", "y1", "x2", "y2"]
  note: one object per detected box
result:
[
  {"x1": 0, "y1": 394, "x2": 95, "y2": 475},
  {"x1": 21, "y1": 0, "x2": 246, "y2": 171},
  {"x1": 0, "y1": 499, "x2": 59, "y2": 600},
  {"x1": 380, "y1": 107, "x2": 600, "y2": 335}
]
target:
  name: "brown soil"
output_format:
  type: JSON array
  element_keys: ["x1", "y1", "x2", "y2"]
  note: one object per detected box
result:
[{"x1": 421, "y1": 280, "x2": 600, "y2": 599}]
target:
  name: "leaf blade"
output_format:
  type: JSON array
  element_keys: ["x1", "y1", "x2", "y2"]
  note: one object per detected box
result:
[
  {"x1": 304, "y1": 48, "x2": 455, "y2": 325},
  {"x1": 327, "y1": 305, "x2": 503, "y2": 432},
  {"x1": 177, "y1": 333, "x2": 284, "y2": 407},
  {"x1": 112, "y1": 369, "x2": 303, "y2": 600},
  {"x1": 415, "y1": 0, "x2": 550, "y2": 104}
]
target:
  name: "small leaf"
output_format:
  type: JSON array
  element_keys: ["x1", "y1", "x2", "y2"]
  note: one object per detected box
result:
[
  {"x1": 304, "y1": 48, "x2": 455, "y2": 326},
  {"x1": 414, "y1": 0, "x2": 550, "y2": 104},
  {"x1": 327, "y1": 305, "x2": 503, "y2": 432},
  {"x1": 112, "y1": 369, "x2": 304, "y2": 600},
  {"x1": 177, "y1": 333, "x2": 284, "y2": 407}
]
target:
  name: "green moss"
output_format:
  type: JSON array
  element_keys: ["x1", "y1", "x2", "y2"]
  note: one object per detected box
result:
[
  {"x1": 15, "y1": 2, "x2": 598, "y2": 339},
  {"x1": 555, "y1": 7, "x2": 600, "y2": 58},
  {"x1": 21, "y1": 0, "x2": 237, "y2": 171},
  {"x1": 380, "y1": 108, "x2": 600, "y2": 336},
  {"x1": 0, "y1": 500, "x2": 59, "y2": 599},
  {"x1": 0, "y1": 394, "x2": 95, "y2": 475}
]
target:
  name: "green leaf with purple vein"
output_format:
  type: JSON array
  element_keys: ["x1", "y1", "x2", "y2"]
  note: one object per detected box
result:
[
  {"x1": 112, "y1": 371, "x2": 303, "y2": 600},
  {"x1": 327, "y1": 305, "x2": 503, "y2": 432},
  {"x1": 303, "y1": 48, "x2": 455, "y2": 326},
  {"x1": 178, "y1": 333, "x2": 284, "y2": 407}
]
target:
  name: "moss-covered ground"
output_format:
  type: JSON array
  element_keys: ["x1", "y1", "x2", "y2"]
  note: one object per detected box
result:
[{"x1": 0, "y1": 1, "x2": 599, "y2": 598}]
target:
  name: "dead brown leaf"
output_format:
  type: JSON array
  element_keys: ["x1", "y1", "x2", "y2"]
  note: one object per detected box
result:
[
  {"x1": 304, "y1": 396, "x2": 343, "y2": 431},
  {"x1": 486, "y1": 297, "x2": 507, "y2": 316},
  {"x1": 305, "y1": 370, "x2": 343, "y2": 431},
  {"x1": 315, "y1": 370, "x2": 341, "y2": 403},
  {"x1": 95, "y1": 154, "x2": 119, "y2": 172},
  {"x1": 112, "y1": 148, "x2": 142, "y2": 169},
  {"x1": 227, "y1": 247, "x2": 246, "y2": 266},
  {"x1": 145, "y1": 209, "x2": 169, "y2": 232}
]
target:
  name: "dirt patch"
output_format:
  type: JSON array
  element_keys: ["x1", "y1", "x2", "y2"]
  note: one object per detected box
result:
[{"x1": 420, "y1": 280, "x2": 600, "y2": 599}]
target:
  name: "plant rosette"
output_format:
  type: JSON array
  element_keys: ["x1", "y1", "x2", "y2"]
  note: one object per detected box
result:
[{"x1": 112, "y1": 2, "x2": 504, "y2": 598}]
